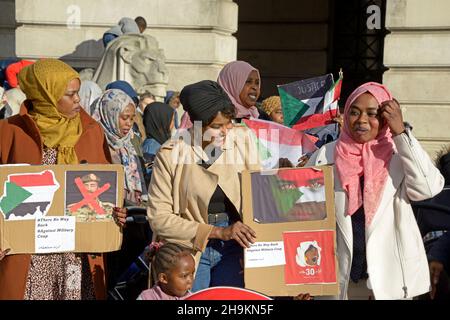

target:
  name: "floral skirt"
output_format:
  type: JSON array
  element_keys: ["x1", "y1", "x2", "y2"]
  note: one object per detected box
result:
[{"x1": 24, "y1": 253, "x2": 95, "y2": 300}]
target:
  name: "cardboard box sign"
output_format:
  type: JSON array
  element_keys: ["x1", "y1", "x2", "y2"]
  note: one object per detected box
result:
[
  {"x1": 0, "y1": 164, "x2": 124, "y2": 254},
  {"x1": 242, "y1": 166, "x2": 339, "y2": 297}
]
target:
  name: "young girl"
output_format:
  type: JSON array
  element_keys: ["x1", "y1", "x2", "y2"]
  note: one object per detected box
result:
[{"x1": 137, "y1": 242, "x2": 195, "y2": 300}]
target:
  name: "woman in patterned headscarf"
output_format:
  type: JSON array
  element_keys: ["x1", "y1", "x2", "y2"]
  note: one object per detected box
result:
[
  {"x1": 96, "y1": 89, "x2": 152, "y2": 289},
  {"x1": 96, "y1": 89, "x2": 148, "y2": 206},
  {"x1": 0, "y1": 58, "x2": 112, "y2": 300}
]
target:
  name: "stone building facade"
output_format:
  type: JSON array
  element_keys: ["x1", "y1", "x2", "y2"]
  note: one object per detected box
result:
[{"x1": 0, "y1": 0, "x2": 449, "y2": 157}]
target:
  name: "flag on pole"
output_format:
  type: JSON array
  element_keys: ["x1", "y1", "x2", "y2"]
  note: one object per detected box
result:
[
  {"x1": 277, "y1": 73, "x2": 343, "y2": 131},
  {"x1": 242, "y1": 118, "x2": 318, "y2": 170}
]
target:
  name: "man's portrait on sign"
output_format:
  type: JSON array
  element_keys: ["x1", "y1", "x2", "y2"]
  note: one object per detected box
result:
[{"x1": 65, "y1": 171, "x2": 118, "y2": 222}]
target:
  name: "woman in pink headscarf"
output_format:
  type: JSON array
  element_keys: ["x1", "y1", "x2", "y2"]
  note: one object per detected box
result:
[
  {"x1": 307, "y1": 82, "x2": 444, "y2": 300},
  {"x1": 217, "y1": 60, "x2": 266, "y2": 121},
  {"x1": 179, "y1": 61, "x2": 266, "y2": 128}
]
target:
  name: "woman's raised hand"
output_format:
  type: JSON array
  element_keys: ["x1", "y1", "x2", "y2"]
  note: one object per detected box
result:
[{"x1": 379, "y1": 99, "x2": 405, "y2": 136}]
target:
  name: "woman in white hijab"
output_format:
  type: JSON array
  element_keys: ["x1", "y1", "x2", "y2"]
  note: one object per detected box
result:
[
  {"x1": 2, "y1": 88, "x2": 27, "y2": 118},
  {"x1": 79, "y1": 80, "x2": 102, "y2": 114}
]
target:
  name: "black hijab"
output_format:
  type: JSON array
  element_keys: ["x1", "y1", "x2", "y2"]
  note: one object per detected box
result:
[
  {"x1": 143, "y1": 102, "x2": 175, "y2": 145},
  {"x1": 179, "y1": 80, "x2": 233, "y2": 125}
]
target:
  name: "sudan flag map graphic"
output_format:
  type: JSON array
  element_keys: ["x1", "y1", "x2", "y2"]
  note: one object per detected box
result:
[
  {"x1": 251, "y1": 168, "x2": 327, "y2": 224},
  {"x1": 0, "y1": 170, "x2": 60, "y2": 220}
]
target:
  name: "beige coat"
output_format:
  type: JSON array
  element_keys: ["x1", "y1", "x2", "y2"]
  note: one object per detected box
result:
[{"x1": 147, "y1": 126, "x2": 260, "y2": 264}]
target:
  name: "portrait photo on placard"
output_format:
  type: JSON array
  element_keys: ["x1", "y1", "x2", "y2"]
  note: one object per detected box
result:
[
  {"x1": 283, "y1": 230, "x2": 337, "y2": 285},
  {"x1": 251, "y1": 168, "x2": 327, "y2": 224},
  {"x1": 65, "y1": 171, "x2": 117, "y2": 222}
]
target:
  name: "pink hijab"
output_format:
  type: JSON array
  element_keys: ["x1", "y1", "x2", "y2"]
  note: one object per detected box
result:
[
  {"x1": 179, "y1": 111, "x2": 193, "y2": 129},
  {"x1": 335, "y1": 82, "x2": 395, "y2": 226},
  {"x1": 217, "y1": 61, "x2": 260, "y2": 119}
]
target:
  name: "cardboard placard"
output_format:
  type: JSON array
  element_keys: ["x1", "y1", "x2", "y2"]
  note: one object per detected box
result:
[
  {"x1": 242, "y1": 165, "x2": 339, "y2": 296},
  {"x1": 0, "y1": 164, "x2": 124, "y2": 254}
]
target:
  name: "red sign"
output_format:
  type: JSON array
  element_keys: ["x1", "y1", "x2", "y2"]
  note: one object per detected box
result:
[
  {"x1": 186, "y1": 287, "x2": 272, "y2": 300},
  {"x1": 282, "y1": 230, "x2": 336, "y2": 285}
]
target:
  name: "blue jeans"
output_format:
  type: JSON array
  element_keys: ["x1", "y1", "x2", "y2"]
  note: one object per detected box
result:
[{"x1": 192, "y1": 220, "x2": 244, "y2": 292}]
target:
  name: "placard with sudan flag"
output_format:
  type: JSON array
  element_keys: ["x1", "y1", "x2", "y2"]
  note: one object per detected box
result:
[
  {"x1": 242, "y1": 165, "x2": 339, "y2": 296},
  {"x1": 0, "y1": 164, "x2": 124, "y2": 254},
  {"x1": 243, "y1": 118, "x2": 318, "y2": 170},
  {"x1": 250, "y1": 167, "x2": 327, "y2": 223},
  {"x1": 0, "y1": 170, "x2": 59, "y2": 220}
]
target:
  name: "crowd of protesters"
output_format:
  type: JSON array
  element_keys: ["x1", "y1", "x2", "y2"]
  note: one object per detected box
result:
[{"x1": 0, "y1": 16, "x2": 448, "y2": 301}]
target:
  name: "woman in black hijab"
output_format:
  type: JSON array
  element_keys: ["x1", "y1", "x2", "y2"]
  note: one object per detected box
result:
[
  {"x1": 115, "y1": 80, "x2": 261, "y2": 292},
  {"x1": 142, "y1": 102, "x2": 175, "y2": 176}
]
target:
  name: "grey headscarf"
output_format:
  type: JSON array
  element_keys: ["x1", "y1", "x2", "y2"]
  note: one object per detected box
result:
[{"x1": 106, "y1": 17, "x2": 140, "y2": 36}]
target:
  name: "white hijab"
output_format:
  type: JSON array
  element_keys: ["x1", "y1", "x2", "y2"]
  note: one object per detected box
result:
[
  {"x1": 79, "y1": 80, "x2": 102, "y2": 113},
  {"x1": 3, "y1": 88, "x2": 27, "y2": 118}
]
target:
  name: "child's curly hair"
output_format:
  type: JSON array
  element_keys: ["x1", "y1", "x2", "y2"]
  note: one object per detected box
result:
[
  {"x1": 261, "y1": 96, "x2": 281, "y2": 116},
  {"x1": 148, "y1": 242, "x2": 194, "y2": 283}
]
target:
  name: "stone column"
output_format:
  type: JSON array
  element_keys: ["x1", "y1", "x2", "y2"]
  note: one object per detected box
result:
[
  {"x1": 0, "y1": 0, "x2": 16, "y2": 58},
  {"x1": 11, "y1": 0, "x2": 237, "y2": 91},
  {"x1": 235, "y1": 0, "x2": 330, "y2": 97},
  {"x1": 383, "y1": 0, "x2": 450, "y2": 158}
]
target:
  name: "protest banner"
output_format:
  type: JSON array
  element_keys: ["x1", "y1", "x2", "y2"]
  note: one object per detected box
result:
[
  {"x1": 243, "y1": 118, "x2": 317, "y2": 169},
  {"x1": 242, "y1": 166, "x2": 339, "y2": 296},
  {"x1": 0, "y1": 164, "x2": 124, "y2": 254},
  {"x1": 278, "y1": 73, "x2": 343, "y2": 147}
]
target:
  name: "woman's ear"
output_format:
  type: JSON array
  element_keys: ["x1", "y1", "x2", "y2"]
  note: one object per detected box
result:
[{"x1": 158, "y1": 272, "x2": 169, "y2": 284}]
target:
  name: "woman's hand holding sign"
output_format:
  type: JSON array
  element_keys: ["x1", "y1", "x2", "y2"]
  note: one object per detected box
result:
[{"x1": 112, "y1": 207, "x2": 127, "y2": 227}]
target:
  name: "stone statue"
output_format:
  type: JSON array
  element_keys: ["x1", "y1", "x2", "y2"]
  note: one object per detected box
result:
[{"x1": 92, "y1": 34, "x2": 169, "y2": 100}]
